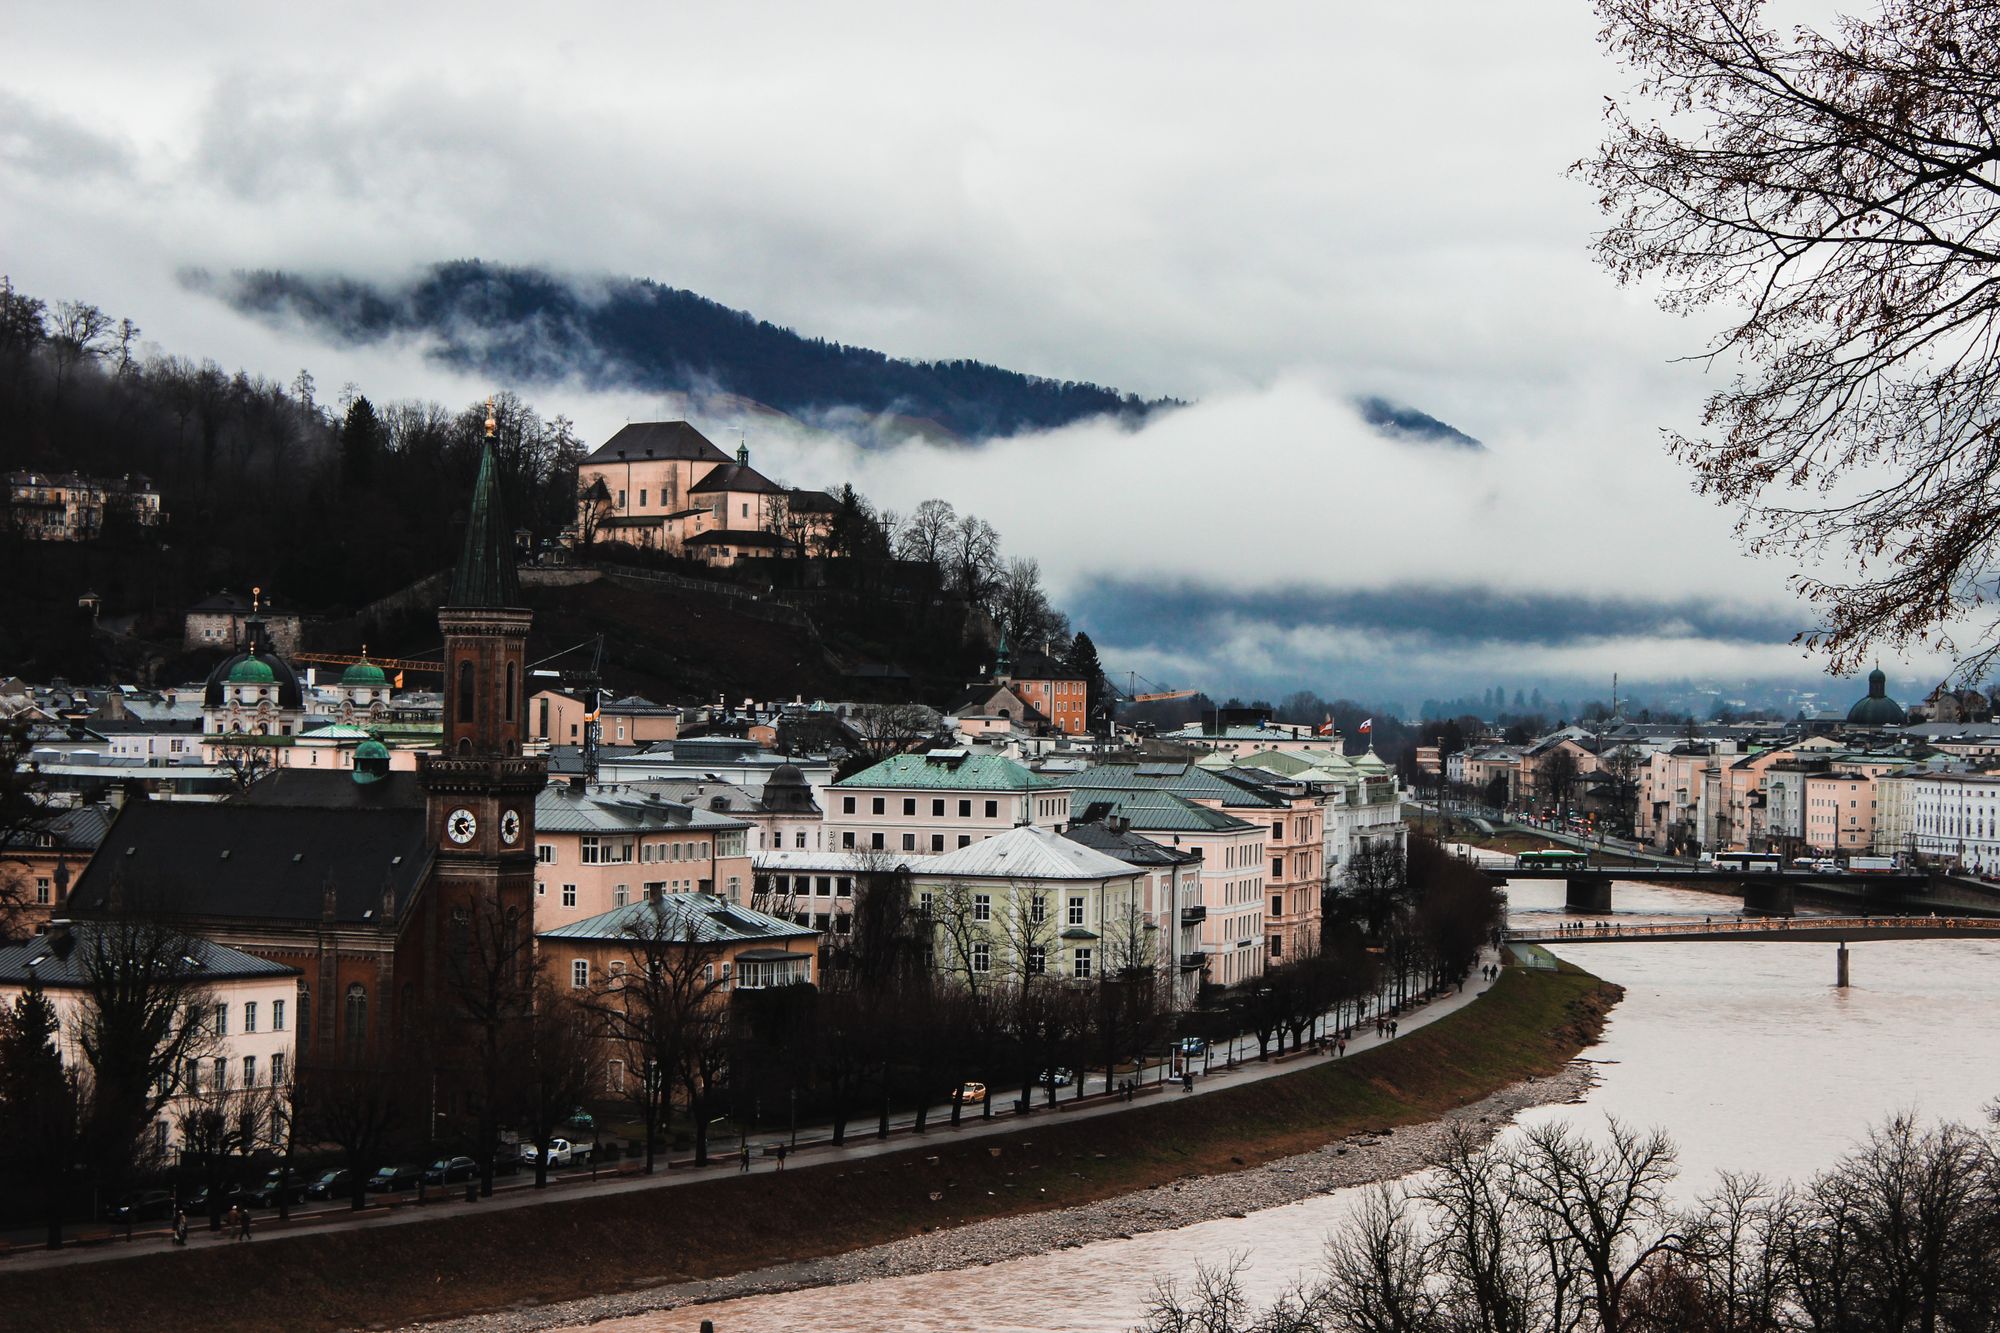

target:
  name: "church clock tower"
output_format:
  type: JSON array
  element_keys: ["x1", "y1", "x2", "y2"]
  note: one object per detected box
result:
[{"x1": 420, "y1": 407, "x2": 547, "y2": 985}]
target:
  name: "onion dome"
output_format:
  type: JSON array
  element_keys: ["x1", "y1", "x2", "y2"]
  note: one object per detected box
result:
[{"x1": 227, "y1": 657, "x2": 277, "y2": 685}]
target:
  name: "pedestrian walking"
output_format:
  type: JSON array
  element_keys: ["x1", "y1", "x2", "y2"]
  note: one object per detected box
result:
[
  {"x1": 237, "y1": 1206, "x2": 252, "y2": 1242},
  {"x1": 739, "y1": 1146, "x2": 752, "y2": 1173},
  {"x1": 171, "y1": 1209, "x2": 187, "y2": 1248},
  {"x1": 225, "y1": 1204, "x2": 241, "y2": 1240},
  {"x1": 1182, "y1": 1070, "x2": 1194, "y2": 1093},
  {"x1": 775, "y1": 1144, "x2": 787, "y2": 1171}
]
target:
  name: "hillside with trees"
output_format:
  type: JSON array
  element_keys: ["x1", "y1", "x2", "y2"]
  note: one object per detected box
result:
[
  {"x1": 200, "y1": 262, "x2": 1174, "y2": 443},
  {"x1": 0, "y1": 276, "x2": 1084, "y2": 703}
]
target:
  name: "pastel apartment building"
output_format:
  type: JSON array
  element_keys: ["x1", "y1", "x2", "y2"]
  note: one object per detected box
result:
[
  {"x1": 533, "y1": 781, "x2": 753, "y2": 929},
  {"x1": 824, "y1": 751, "x2": 1072, "y2": 854}
]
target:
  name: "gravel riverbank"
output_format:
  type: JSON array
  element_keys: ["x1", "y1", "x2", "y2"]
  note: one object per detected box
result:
[{"x1": 414, "y1": 1061, "x2": 1598, "y2": 1333}]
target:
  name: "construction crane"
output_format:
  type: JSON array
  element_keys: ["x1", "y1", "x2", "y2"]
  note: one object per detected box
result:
[
  {"x1": 1114, "y1": 667, "x2": 1199, "y2": 705},
  {"x1": 292, "y1": 651, "x2": 443, "y2": 676}
]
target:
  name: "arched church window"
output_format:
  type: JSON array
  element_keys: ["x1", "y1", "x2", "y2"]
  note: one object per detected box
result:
[
  {"x1": 505, "y1": 663, "x2": 517, "y2": 722},
  {"x1": 297, "y1": 983, "x2": 310, "y2": 1047},
  {"x1": 458, "y1": 661, "x2": 474, "y2": 724},
  {"x1": 344, "y1": 984, "x2": 368, "y2": 1055}
]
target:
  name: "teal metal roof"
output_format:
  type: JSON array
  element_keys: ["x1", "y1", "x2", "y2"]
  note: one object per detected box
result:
[
  {"x1": 1066, "y1": 788, "x2": 1251, "y2": 834},
  {"x1": 1066, "y1": 762, "x2": 1283, "y2": 808},
  {"x1": 833, "y1": 751, "x2": 1057, "y2": 792}
]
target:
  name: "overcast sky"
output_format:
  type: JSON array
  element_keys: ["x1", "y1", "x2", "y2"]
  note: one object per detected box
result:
[{"x1": 0, "y1": 1, "x2": 1929, "y2": 710}]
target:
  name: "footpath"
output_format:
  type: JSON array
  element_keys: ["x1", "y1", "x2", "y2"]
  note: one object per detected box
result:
[{"x1": 1, "y1": 954, "x2": 1505, "y2": 1274}]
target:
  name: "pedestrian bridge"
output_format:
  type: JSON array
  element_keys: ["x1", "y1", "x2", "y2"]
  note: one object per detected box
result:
[
  {"x1": 1479, "y1": 860, "x2": 1930, "y2": 915},
  {"x1": 1507, "y1": 915, "x2": 2000, "y2": 945}
]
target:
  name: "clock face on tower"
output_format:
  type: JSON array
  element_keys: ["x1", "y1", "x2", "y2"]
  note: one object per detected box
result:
[
  {"x1": 447, "y1": 808, "x2": 478, "y2": 845},
  {"x1": 500, "y1": 808, "x2": 522, "y2": 846}
]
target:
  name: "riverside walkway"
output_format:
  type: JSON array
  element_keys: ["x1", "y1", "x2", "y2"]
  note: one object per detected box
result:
[
  {"x1": 1510, "y1": 915, "x2": 2000, "y2": 945},
  {"x1": 0, "y1": 951, "x2": 1507, "y2": 1271}
]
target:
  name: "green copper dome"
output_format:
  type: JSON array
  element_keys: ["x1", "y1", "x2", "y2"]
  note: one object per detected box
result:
[
  {"x1": 227, "y1": 657, "x2": 277, "y2": 685},
  {"x1": 1846, "y1": 667, "x2": 1905, "y2": 726},
  {"x1": 341, "y1": 658, "x2": 388, "y2": 687}
]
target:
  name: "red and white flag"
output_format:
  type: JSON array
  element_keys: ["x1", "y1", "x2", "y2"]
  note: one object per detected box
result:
[{"x1": 1358, "y1": 717, "x2": 1373, "y2": 734}]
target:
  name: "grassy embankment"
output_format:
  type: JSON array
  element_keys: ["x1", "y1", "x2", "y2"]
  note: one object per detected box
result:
[{"x1": 0, "y1": 962, "x2": 1619, "y2": 1333}]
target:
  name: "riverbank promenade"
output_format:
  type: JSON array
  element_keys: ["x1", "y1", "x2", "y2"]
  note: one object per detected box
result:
[{"x1": 0, "y1": 950, "x2": 1507, "y2": 1272}]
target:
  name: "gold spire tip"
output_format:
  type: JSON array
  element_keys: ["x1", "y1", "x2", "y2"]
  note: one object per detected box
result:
[{"x1": 484, "y1": 396, "x2": 497, "y2": 439}]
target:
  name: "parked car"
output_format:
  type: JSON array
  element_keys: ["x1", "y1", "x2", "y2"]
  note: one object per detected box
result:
[
  {"x1": 246, "y1": 1168, "x2": 309, "y2": 1208},
  {"x1": 365, "y1": 1163, "x2": 425, "y2": 1193},
  {"x1": 950, "y1": 1081, "x2": 988, "y2": 1104},
  {"x1": 185, "y1": 1182, "x2": 243, "y2": 1212},
  {"x1": 1179, "y1": 1036, "x2": 1208, "y2": 1058},
  {"x1": 422, "y1": 1156, "x2": 478, "y2": 1186},
  {"x1": 518, "y1": 1138, "x2": 580, "y2": 1168},
  {"x1": 1040, "y1": 1068, "x2": 1074, "y2": 1088},
  {"x1": 110, "y1": 1190, "x2": 175, "y2": 1224},
  {"x1": 305, "y1": 1168, "x2": 352, "y2": 1200}
]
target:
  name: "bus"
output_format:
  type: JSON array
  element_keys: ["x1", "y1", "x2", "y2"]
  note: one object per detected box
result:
[
  {"x1": 1710, "y1": 851, "x2": 1782, "y2": 874},
  {"x1": 1518, "y1": 849, "x2": 1589, "y2": 869}
]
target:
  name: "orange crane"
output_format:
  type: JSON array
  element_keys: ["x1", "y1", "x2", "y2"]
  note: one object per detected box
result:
[
  {"x1": 1131, "y1": 689, "x2": 1197, "y2": 703},
  {"x1": 292, "y1": 651, "x2": 443, "y2": 676}
]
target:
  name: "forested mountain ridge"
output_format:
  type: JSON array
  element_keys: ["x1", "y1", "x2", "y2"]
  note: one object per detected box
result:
[{"x1": 192, "y1": 262, "x2": 1174, "y2": 443}]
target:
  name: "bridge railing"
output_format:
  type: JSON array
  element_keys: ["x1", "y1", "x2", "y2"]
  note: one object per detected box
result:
[{"x1": 1509, "y1": 915, "x2": 2000, "y2": 941}]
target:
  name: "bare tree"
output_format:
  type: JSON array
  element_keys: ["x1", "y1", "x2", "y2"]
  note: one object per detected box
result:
[
  {"x1": 896, "y1": 498, "x2": 958, "y2": 571},
  {"x1": 1582, "y1": 0, "x2": 2000, "y2": 678},
  {"x1": 513, "y1": 983, "x2": 601, "y2": 1188},
  {"x1": 438, "y1": 895, "x2": 538, "y2": 1197},
  {"x1": 46, "y1": 299, "x2": 112, "y2": 407},
  {"x1": 1508, "y1": 1119, "x2": 1684, "y2": 1333},
  {"x1": 582, "y1": 898, "x2": 728, "y2": 1172},
  {"x1": 296, "y1": 1057, "x2": 406, "y2": 1211},
  {"x1": 848, "y1": 703, "x2": 943, "y2": 764},
  {"x1": 73, "y1": 916, "x2": 220, "y2": 1189}
]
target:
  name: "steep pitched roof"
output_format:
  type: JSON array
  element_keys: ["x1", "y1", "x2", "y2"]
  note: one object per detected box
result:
[
  {"x1": 580, "y1": 422, "x2": 731, "y2": 466},
  {"x1": 447, "y1": 441, "x2": 521, "y2": 608},
  {"x1": 0, "y1": 925, "x2": 298, "y2": 988},
  {"x1": 688, "y1": 462, "x2": 784, "y2": 495},
  {"x1": 67, "y1": 801, "x2": 432, "y2": 926}
]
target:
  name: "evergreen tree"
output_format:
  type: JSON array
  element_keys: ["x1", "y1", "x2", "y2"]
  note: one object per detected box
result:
[
  {"x1": 1062, "y1": 631, "x2": 1107, "y2": 733},
  {"x1": 339, "y1": 394, "x2": 385, "y2": 489},
  {"x1": 0, "y1": 980, "x2": 82, "y2": 1248}
]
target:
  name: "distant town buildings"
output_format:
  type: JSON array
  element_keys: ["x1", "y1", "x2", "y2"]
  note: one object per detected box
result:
[{"x1": 5, "y1": 471, "x2": 161, "y2": 541}]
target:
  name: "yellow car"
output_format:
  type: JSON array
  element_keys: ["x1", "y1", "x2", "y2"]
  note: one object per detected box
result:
[{"x1": 950, "y1": 1081, "x2": 988, "y2": 1104}]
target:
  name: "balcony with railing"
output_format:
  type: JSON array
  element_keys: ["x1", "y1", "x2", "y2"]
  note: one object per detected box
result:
[{"x1": 1179, "y1": 903, "x2": 1207, "y2": 925}]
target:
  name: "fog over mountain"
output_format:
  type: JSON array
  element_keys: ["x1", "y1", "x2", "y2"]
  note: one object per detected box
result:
[{"x1": 0, "y1": 1, "x2": 1950, "y2": 709}]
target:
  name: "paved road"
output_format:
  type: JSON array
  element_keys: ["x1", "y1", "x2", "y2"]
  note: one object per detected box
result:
[{"x1": 1, "y1": 953, "x2": 1505, "y2": 1272}]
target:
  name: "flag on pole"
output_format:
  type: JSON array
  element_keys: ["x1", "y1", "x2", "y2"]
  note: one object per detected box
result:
[{"x1": 1359, "y1": 717, "x2": 1373, "y2": 734}]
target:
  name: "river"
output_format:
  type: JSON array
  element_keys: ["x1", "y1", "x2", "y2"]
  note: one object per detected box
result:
[{"x1": 581, "y1": 878, "x2": 2000, "y2": 1332}]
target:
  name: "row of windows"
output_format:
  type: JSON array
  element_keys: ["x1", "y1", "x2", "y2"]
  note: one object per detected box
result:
[
  {"x1": 843, "y1": 830, "x2": 975, "y2": 851},
  {"x1": 182, "y1": 1051, "x2": 287, "y2": 1093},
  {"x1": 961, "y1": 941, "x2": 1095, "y2": 978},
  {"x1": 204, "y1": 997, "x2": 286, "y2": 1035},
  {"x1": 842, "y1": 795, "x2": 1010, "y2": 819}
]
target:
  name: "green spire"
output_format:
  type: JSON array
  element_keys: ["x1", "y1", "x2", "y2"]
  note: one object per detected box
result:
[{"x1": 448, "y1": 430, "x2": 521, "y2": 608}]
